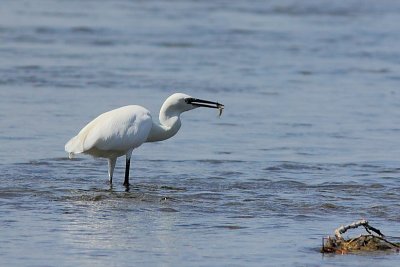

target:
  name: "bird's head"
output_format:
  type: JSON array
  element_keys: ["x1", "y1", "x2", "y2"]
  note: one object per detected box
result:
[{"x1": 164, "y1": 93, "x2": 224, "y2": 114}]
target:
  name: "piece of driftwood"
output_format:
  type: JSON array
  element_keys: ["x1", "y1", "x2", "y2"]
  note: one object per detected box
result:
[{"x1": 321, "y1": 220, "x2": 400, "y2": 254}]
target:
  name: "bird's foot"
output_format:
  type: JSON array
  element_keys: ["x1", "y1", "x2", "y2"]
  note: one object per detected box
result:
[{"x1": 124, "y1": 182, "x2": 130, "y2": 192}]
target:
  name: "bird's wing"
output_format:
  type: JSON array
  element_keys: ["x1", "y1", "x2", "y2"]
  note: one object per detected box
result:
[
  {"x1": 83, "y1": 106, "x2": 152, "y2": 152},
  {"x1": 65, "y1": 105, "x2": 152, "y2": 155}
]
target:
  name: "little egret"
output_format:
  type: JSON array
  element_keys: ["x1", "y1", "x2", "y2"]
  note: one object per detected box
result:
[{"x1": 65, "y1": 93, "x2": 224, "y2": 187}]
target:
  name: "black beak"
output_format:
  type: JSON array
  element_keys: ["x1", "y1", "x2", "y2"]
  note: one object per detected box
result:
[{"x1": 185, "y1": 98, "x2": 224, "y2": 110}]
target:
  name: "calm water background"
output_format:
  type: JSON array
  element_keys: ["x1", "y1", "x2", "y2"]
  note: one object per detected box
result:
[{"x1": 1, "y1": 0, "x2": 400, "y2": 266}]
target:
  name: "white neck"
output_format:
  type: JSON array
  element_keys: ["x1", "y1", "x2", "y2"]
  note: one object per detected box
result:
[{"x1": 145, "y1": 101, "x2": 182, "y2": 143}]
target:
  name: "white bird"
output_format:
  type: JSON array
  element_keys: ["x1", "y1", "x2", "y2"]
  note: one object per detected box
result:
[{"x1": 65, "y1": 93, "x2": 224, "y2": 187}]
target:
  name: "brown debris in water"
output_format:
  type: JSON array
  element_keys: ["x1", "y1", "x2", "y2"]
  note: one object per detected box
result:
[{"x1": 321, "y1": 220, "x2": 400, "y2": 254}]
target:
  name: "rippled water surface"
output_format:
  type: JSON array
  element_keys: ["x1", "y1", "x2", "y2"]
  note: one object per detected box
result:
[{"x1": 1, "y1": 1, "x2": 400, "y2": 266}]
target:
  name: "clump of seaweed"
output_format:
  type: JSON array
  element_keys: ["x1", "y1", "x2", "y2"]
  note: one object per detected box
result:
[{"x1": 321, "y1": 219, "x2": 400, "y2": 254}]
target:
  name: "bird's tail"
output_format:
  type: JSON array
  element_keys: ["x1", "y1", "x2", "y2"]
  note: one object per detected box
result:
[{"x1": 65, "y1": 135, "x2": 84, "y2": 159}]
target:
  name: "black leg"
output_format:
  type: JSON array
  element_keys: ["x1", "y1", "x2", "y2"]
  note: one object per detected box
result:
[{"x1": 124, "y1": 157, "x2": 130, "y2": 187}]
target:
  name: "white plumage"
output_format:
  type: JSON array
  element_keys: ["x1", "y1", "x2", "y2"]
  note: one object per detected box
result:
[
  {"x1": 65, "y1": 93, "x2": 224, "y2": 187},
  {"x1": 66, "y1": 105, "x2": 152, "y2": 158}
]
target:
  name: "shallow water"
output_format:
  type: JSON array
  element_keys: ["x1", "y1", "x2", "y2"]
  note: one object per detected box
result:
[{"x1": 1, "y1": 0, "x2": 400, "y2": 266}]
